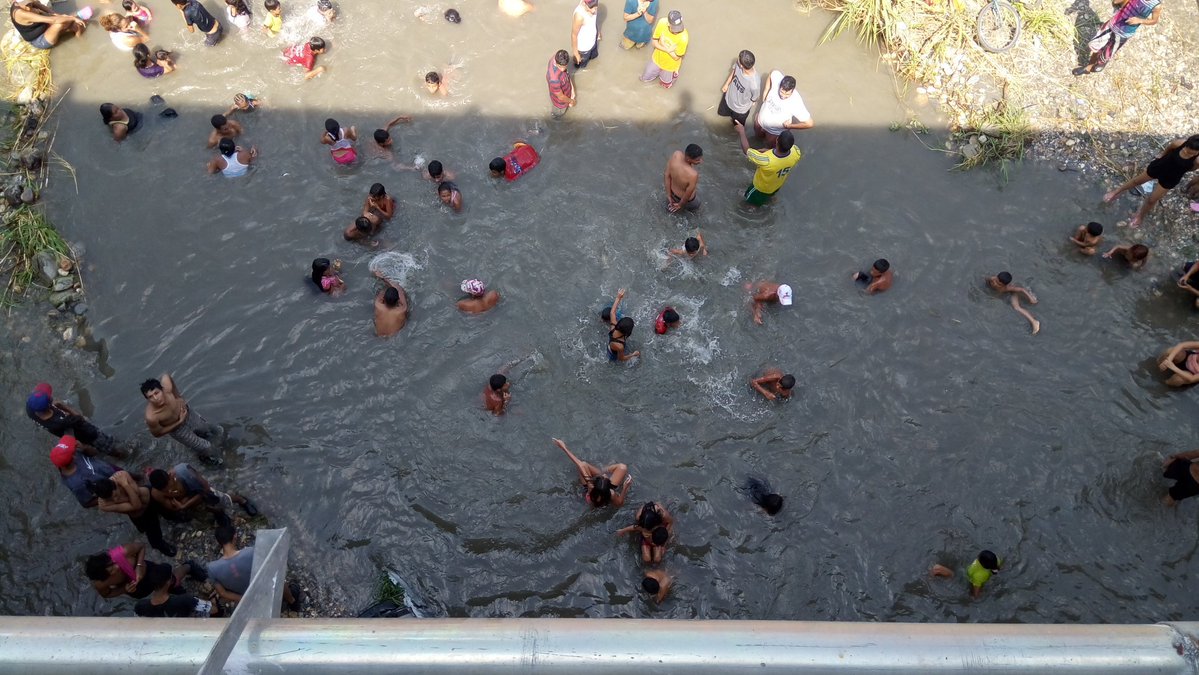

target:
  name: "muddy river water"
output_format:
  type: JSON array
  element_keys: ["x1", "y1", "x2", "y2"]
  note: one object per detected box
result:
[{"x1": 1, "y1": 0, "x2": 1197, "y2": 622}]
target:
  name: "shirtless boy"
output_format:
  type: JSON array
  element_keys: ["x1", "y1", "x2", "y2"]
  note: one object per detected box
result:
[
  {"x1": 852, "y1": 258, "x2": 893, "y2": 294},
  {"x1": 664, "y1": 144, "x2": 702, "y2": 213},
  {"x1": 373, "y1": 274, "x2": 409, "y2": 337},
  {"x1": 986, "y1": 272, "x2": 1039, "y2": 335},
  {"x1": 1069, "y1": 221, "x2": 1103, "y2": 256},
  {"x1": 750, "y1": 368, "x2": 795, "y2": 401}
]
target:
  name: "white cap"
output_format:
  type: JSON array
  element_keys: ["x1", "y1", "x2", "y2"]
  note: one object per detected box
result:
[{"x1": 777, "y1": 284, "x2": 793, "y2": 306}]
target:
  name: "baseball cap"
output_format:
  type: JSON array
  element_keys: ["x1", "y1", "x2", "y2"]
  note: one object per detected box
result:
[
  {"x1": 777, "y1": 284, "x2": 793, "y2": 306},
  {"x1": 50, "y1": 435, "x2": 77, "y2": 468},
  {"x1": 668, "y1": 10, "x2": 683, "y2": 32},
  {"x1": 584, "y1": 0, "x2": 598, "y2": 6},
  {"x1": 460, "y1": 279, "x2": 486, "y2": 297},
  {"x1": 27, "y1": 391, "x2": 52, "y2": 414},
  {"x1": 317, "y1": 0, "x2": 333, "y2": 8},
  {"x1": 33, "y1": 382, "x2": 53, "y2": 396}
]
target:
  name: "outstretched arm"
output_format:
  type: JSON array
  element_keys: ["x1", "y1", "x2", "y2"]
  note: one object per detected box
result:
[
  {"x1": 385, "y1": 115, "x2": 412, "y2": 129},
  {"x1": 609, "y1": 288, "x2": 626, "y2": 327},
  {"x1": 553, "y1": 438, "x2": 590, "y2": 481},
  {"x1": 751, "y1": 375, "x2": 779, "y2": 400}
]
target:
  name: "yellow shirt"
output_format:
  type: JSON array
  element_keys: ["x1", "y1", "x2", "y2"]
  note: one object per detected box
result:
[
  {"x1": 747, "y1": 146, "x2": 801, "y2": 193},
  {"x1": 651, "y1": 21, "x2": 688, "y2": 72},
  {"x1": 263, "y1": 13, "x2": 282, "y2": 34}
]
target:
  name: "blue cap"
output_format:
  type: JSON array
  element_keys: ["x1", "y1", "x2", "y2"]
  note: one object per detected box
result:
[{"x1": 26, "y1": 391, "x2": 51, "y2": 414}]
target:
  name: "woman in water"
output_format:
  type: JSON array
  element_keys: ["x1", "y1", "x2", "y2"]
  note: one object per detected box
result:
[
  {"x1": 207, "y1": 138, "x2": 256, "y2": 177},
  {"x1": 605, "y1": 288, "x2": 641, "y2": 362},
  {"x1": 132, "y1": 44, "x2": 175, "y2": 78},
  {"x1": 1104, "y1": 135, "x2": 1199, "y2": 228},
  {"x1": 311, "y1": 258, "x2": 344, "y2": 294},
  {"x1": 224, "y1": 0, "x2": 252, "y2": 28},
  {"x1": 99, "y1": 103, "x2": 141, "y2": 142},
  {"x1": 1074, "y1": 0, "x2": 1161, "y2": 76},
  {"x1": 99, "y1": 13, "x2": 148, "y2": 51},
  {"x1": 553, "y1": 437, "x2": 631, "y2": 508},
  {"x1": 320, "y1": 118, "x2": 358, "y2": 166}
]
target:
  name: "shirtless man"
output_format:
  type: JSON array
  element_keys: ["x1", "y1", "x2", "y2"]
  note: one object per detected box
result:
[
  {"x1": 206, "y1": 114, "x2": 242, "y2": 148},
  {"x1": 750, "y1": 281, "x2": 792, "y2": 325},
  {"x1": 93, "y1": 470, "x2": 176, "y2": 556},
  {"x1": 852, "y1": 258, "x2": 893, "y2": 294},
  {"x1": 750, "y1": 368, "x2": 795, "y2": 400},
  {"x1": 457, "y1": 278, "x2": 500, "y2": 313},
  {"x1": 483, "y1": 374, "x2": 511, "y2": 415},
  {"x1": 363, "y1": 183, "x2": 396, "y2": 224},
  {"x1": 1159, "y1": 341, "x2": 1199, "y2": 387},
  {"x1": 373, "y1": 273, "x2": 409, "y2": 337},
  {"x1": 664, "y1": 144, "x2": 702, "y2": 213},
  {"x1": 641, "y1": 569, "x2": 671, "y2": 603},
  {"x1": 142, "y1": 373, "x2": 223, "y2": 466},
  {"x1": 986, "y1": 272, "x2": 1039, "y2": 335}
]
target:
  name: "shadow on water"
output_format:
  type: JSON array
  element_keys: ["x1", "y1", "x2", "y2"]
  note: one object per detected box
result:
[{"x1": 1, "y1": 0, "x2": 1199, "y2": 623}]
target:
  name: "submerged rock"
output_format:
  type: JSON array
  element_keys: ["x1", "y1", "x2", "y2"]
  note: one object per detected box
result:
[{"x1": 51, "y1": 275, "x2": 74, "y2": 292}]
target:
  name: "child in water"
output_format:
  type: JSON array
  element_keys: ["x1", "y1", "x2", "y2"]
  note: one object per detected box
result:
[
  {"x1": 654, "y1": 307, "x2": 680, "y2": 334},
  {"x1": 261, "y1": 0, "x2": 282, "y2": 35},
  {"x1": 986, "y1": 271, "x2": 1039, "y2": 335},
  {"x1": 320, "y1": 118, "x2": 357, "y2": 165},
  {"x1": 311, "y1": 258, "x2": 344, "y2": 294},
  {"x1": 931, "y1": 550, "x2": 1002, "y2": 599},
  {"x1": 615, "y1": 501, "x2": 674, "y2": 564},
  {"x1": 123, "y1": 0, "x2": 152, "y2": 24},
  {"x1": 1069, "y1": 221, "x2": 1103, "y2": 256},
  {"x1": 745, "y1": 477, "x2": 783, "y2": 515}
]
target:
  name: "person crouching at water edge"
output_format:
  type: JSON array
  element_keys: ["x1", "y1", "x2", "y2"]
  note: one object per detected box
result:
[
  {"x1": 553, "y1": 437, "x2": 632, "y2": 508},
  {"x1": 207, "y1": 138, "x2": 256, "y2": 177}
]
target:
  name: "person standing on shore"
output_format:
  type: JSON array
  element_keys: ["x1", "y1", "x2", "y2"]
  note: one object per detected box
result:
[
  {"x1": 620, "y1": 0, "x2": 656, "y2": 49},
  {"x1": 1103, "y1": 136, "x2": 1199, "y2": 228},
  {"x1": 734, "y1": 123, "x2": 801, "y2": 207},
  {"x1": 142, "y1": 373, "x2": 224, "y2": 466},
  {"x1": 570, "y1": 0, "x2": 599, "y2": 69},
  {"x1": 640, "y1": 10, "x2": 687, "y2": 88},
  {"x1": 546, "y1": 50, "x2": 576, "y2": 118},
  {"x1": 717, "y1": 50, "x2": 760, "y2": 128},
  {"x1": 1073, "y1": 0, "x2": 1161, "y2": 76},
  {"x1": 27, "y1": 382, "x2": 128, "y2": 459}
]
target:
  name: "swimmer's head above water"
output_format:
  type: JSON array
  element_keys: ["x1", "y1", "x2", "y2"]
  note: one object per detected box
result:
[{"x1": 488, "y1": 157, "x2": 505, "y2": 176}]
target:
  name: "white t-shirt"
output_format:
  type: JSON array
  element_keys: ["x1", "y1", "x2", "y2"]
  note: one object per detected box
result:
[
  {"x1": 574, "y1": 5, "x2": 598, "y2": 51},
  {"x1": 756, "y1": 70, "x2": 811, "y2": 136}
]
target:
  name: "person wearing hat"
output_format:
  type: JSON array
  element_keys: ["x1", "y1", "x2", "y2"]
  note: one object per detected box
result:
[
  {"x1": 52, "y1": 435, "x2": 120, "y2": 509},
  {"x1": 751, "y1": 281, "x2": 793, "y2": 325},
  {"x1": 570, "y1": 0, "x2": 600, "y2": 69},
  {"x1": 457, "y1": 278, "x2": 500, "y2": 313},
  {"x1": 9, "y1": 0, "x2": 87, "y2": 50},
  {"x1": 142, "y1": 373, "x2": 224, "y2": 466},
  {"x1": 640, "y1": 9, "x2": 688, "y2": 88},
  {"x1": 27, "y1": 383, "x2": 127, "y2": 459}
]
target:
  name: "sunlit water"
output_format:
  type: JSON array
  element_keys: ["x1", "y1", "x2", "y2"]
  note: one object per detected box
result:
[{"x1": 0, "y1": 0, "x2": 1196, "y2": 622}]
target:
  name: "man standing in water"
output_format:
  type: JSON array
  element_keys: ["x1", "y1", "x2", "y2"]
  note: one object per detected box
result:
[
  {"x1": 546, "y1": 50, "x2": 576, "y2": 118},
  {"x1": 142, "y1": 373, "x2": 224, "y2": 466},
  {"x1": 664, "y1": 144, "x2": 702, "y2": 213},
  {"x1": 27, "y1": 382, "x2": 127, "y2": 459},
  {"x1": 52, "y1": 435, "x2": 119, "y2": 509},
  {"x1": 640, "y1": 10, "x2": 687, "y2": 88},
  {"x1": 170, "y1": 0, "x2": 223, "y2": 47},
  {"x1": 734, "y1": 122, "x2": 801, "y2": 207},
  {"x1": 374, "y1": 279, "x2": 410, "y2": 337}
]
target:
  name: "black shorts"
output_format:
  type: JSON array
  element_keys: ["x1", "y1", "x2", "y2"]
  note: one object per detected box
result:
[
  {"x1": 1164, "y1": 458, "x2": 1199, "y2": 501},
  {"x1": 574, "y1": 43, "x2": 598, "y2": 69},
  {"x1": 717, "y1": 95, "x2": 750, "y2": 127}
]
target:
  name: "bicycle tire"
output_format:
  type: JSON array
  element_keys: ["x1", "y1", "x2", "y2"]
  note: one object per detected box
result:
[{"x1": 976, "y1": 0, "x2": 1022, "y2": 53}]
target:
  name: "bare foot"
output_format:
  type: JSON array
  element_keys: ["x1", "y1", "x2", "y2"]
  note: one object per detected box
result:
[
  {"x1": 1031, "y1": 319, "x2": 1041, "y2": 335},
  {"x1": 1103, "y1": 188, "x2": 1120, "y2": 203},
  {"x1": 1128, "y1": 213, "x2": 1143, "y2": 229}
]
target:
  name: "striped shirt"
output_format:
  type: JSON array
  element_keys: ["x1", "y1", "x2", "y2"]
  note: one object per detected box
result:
[{"x1": 546, "y1": 58, "x2": 573, "y2": 109}]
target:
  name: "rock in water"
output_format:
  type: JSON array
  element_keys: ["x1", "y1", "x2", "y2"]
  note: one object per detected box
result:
[{"x1": 20, "y1": 186, "x2": 34, "y2": 204}]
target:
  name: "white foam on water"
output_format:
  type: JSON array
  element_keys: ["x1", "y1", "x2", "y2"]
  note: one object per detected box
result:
[
  {"x1": 686, "y1": 369, "x2": 763, "y2": 423},
  {"x1": 369, "y1": 250, "x2": 425, "y2": 287},
  {"x1": 720, "y1": 266, "x2": 742, "y2": 287}
]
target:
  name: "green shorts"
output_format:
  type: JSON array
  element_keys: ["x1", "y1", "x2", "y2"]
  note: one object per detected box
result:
[{"x1": 744, "y1": 185, "x2": 777, "y2": 206}]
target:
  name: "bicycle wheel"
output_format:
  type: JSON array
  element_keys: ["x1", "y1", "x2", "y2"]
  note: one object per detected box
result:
[{"x1": 976, "y1": 0, "x2": 1022, "y2": 53}]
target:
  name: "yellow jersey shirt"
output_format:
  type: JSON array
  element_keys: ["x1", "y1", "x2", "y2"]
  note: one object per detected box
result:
[
  {"x1": 747, "y1": 146, "x2": 801, "y2": 194},
  {"x1": 263, "y1": 13, "x2": 282, "y2": 34},
  {"x1": 651, "y1": 21, "x2": 689, "y2": 72}
]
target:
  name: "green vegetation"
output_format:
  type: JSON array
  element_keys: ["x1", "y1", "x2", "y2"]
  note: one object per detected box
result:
[
  {"x1": 375, "y1": 571, "x2": 406, "y2": 606},
  {"x1": 954, "y1": 100, "x2": 1032, "y2": 175},
  {"x1": 0, "y1": 207, "x2": 69, "y2": 303}
]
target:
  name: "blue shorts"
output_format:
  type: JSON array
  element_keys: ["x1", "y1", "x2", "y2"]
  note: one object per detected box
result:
[{"x1": 30, "y1": 34, "x2": 54, "y2": 50}]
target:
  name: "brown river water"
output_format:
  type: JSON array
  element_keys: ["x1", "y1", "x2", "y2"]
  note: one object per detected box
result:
[{"x1": 1, "y1": 0, "x2": 1197, "y2": 622}]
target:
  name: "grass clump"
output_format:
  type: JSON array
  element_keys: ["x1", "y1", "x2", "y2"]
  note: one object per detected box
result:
[
  {"x1": 954, "y1": 99, "x2": 1032, "y2": 173},
  {"x1": 0, "y1": 207, "x2": 70, "y2": 303},
  {"x1": 375, "y1": 571, "x2": 406, "y2": 606},
  {"x1": 1020, "y1": 5, "x2": 1076, "y2": 49}
]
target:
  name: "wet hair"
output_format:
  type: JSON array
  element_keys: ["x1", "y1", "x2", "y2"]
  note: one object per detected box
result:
[
  {"x1": 140, "y1": 378, "x2": 163, "y2": 396},
  {"x1": 85, "y1": 552, "x2": 113, "y2": 581},
  {"x1": 489, "y1": 158, "x2": 505, "y2": 174},
  {"x1": 383, "y1": 287, "x2": 400, "y2": 307},
  {"x1": 641, "y1": 576, "x2": 660, "y2": 595},
  {"x1": 978, "y1": 550, "x2": 1000, "y2": 571},
  {"x1": 99, "y1": 13, "x2": 124, "y2": 31},
  {"x1": 444, "y1": 8, "x2": 460, "y2": 22},
  {"x1": 354, "y1": 216, "x2": 372, "y2": 233},
  {"x1": 748, "y1": 477, "x2": 784, "y2": 515},
  {"x1": 684, "y1": 144, "x2": 703, "y2": 161},
  {"x1": 873, "y1": 258, "x2": 890, "y2": 273},
  {"x1": 738, "y1": 49, "x2": 755, "y2": 69},
  {"x1": 600, "y1": 307, "x2": 613, "y2": 322},
  {"x1": 779, "y1": 375, "x2": 796, "y2": 390},
  {"x1": 210, "y1": 114, "x2": 227, "y2": 130},
  {"x1": 132, "y1": 44, "x2": 153, "y2": 69},
  {"x1": 684, "y1": 237, "x2": 700, "y2": 253},
  {"x1": 776, "y1": 130, "x2": 795, "y2": 153},
  {"x1": 309, "y1": 37, "x2": 327, "y2": 51},
  {"x1": 437, "y1": 181, "x2": 454, "y2": 195},
  {"x1": 589, "y1": 476, "x2": 613, "y2": 506},
  {"x1": 148, "y1": 469, "x2": 169, "y2": 490},
  {"x1": 779, "y1": 75, "x2": 797, "y2": 92},
  {"x1": 99, "y1": 103, "x2": 118, "y2": 124},
  {"x1": 311, "y1": 258, "x2": 331, "y2": 286},
  {"x1": 214, "y1": 523, "x2": 236, "y2": 546},
  {"x1": 428, "y1": 160, "x2": 444, "y2": 178},
  {"x1": 489, "y1": 374, "x2": 507, "y2": 391},
  {"x1": 425, "y1": 72, "x2": 441, "y2": 86},
  {"x1": 650, "y1": 526, "x2": 669, "y2": 546},
  {"x1": 143, "y1": 561, "x2": 174, "y2": 590},
  {"x1": 89, "y1": 478, "x2": 117, "y2": 500},
  {"x1": 637, "y1": 502, "x2": 662, "y2": 529},
  {"x1": 996, "y1": 271, "x2": 1013, "y2": 285},
  {"x1": 1086, "y1": 221, "x2": 1103, "y2": 237},
  {"x1": 370, "y1": 183, "x2": 386, "y2": 197},
  {"x1": 226, "y1": 0, "x2": 251, "y2": 15},
  {"x1": 555, "y1": 49, "x2": 570, "y2": 66},
  {"x1": 324, "y1": 118, "x2": 340, "y2": 138},
  {"x1": 663, "y1": 308, "x2": 680, "y2": 324},
  {"x1": 122, "y1": 0, "x2": 140, "y2": 9},
  {"x1": 373, "y1": 129, "x2": 390, "y2": 145},
  {"x1": 1184, "y1": 135, "x2": 1199, "y2": 151},
  {"x1": 218, "y1": 137, "x2": 236, "y2": 157},
  {"x1": 615, "y1": 317, "x2": 635, "y2": 335},
  {"x1": 1130, "y1": 244, "x2": 1149, "y2": 260},
  {"x1": 264, "y1": 0, "x2": 279, "y2": 10}
]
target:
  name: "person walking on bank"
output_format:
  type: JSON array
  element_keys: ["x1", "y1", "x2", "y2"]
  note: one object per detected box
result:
[
  {"x1": 570, "y1": 0, "x2": 599, "y2": 68},
  {"x1": 1103, "y1": 135, "x2": 1199, "y2": 228},
  {"x1": 620, "y1": 0, "x2": 656, "y2": 49},
  {"x1": 1073, "y1": 0, "x2": 1161, "y2": 76},
  {"x1": 142, "y1": 373, "x2": 224, "y2": 466}
]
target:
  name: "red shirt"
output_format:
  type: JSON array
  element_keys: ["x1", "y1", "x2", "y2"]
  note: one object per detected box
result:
[
  {"x1": 546, "y1": 58, "x2": 573, "y2": 109},
  {"x1": 284, "y1": 43, "x2": 315, "y2": 71},
  {"x1": 503, "y1": 143, "x2": 540, "y2": 182}
]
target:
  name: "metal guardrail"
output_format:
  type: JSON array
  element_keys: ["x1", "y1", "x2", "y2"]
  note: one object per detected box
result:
[{"x1": 1, "y1": 527, "x2": 1197, "y2": 673}]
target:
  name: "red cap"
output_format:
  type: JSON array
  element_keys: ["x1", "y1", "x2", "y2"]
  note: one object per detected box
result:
[
  {"x1": 50, "y1": 435, "x2": 77, "y2": 468},
  {"x1": 33, "y1": 382, "x2": 52, "y2": 396},
  {"x1": 654, "y1": 311, "x2": 667, "y2": 335}
]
